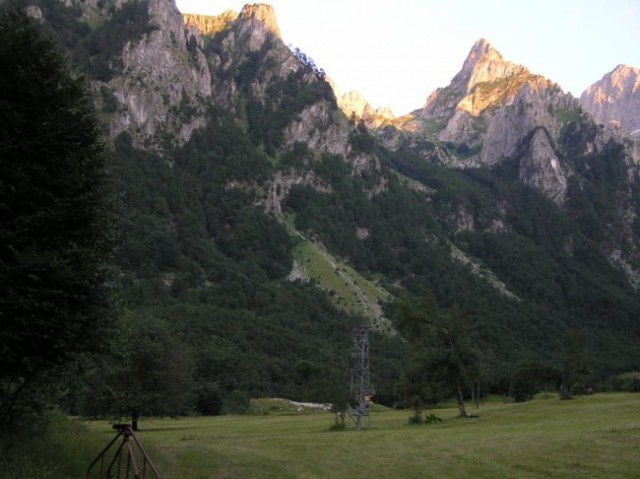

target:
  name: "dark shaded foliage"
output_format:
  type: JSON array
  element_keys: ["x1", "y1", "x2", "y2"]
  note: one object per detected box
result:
[{"x1": 0, "y1": 7, "x2": 113, "y2": 427}]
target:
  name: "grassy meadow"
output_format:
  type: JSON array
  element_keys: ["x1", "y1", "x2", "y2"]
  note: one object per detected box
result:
[{"x1": 5, "y1": 393, "x2": 640, "y2": 478}]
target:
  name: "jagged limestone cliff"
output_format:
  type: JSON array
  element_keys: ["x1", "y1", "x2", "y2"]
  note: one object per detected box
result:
[
  {"x1": 65, "y1": 0, "x2": 214, "y2": 148},
  {"x1": 186, "y1": 3, "x2": 384, "y2": 203},
  {"x1": 382, "y1": 39, "x2": 592, "y2": 206},
  {"x1": 108, "y1": 0, "x2": 212, "y2": 147},
  {"x1": 398, "y1": 39, "x2": 578, "y2": 172},
  {"x1": 580, "y1": 64, "x2": 640, "y2": 135}
]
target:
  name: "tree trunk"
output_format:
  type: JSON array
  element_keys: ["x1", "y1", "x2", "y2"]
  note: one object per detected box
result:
[
  {"x1": 131, "y1": 409, "x2": 139, "y2": 431},
  {"x1": 456, "y1": 380, "x2": 467, "y2": 417},
  {"x1": 471, "y1": 383, "x2": 476, "y2": 409},
  {"x1": 334, "y1": 410, "x2": 345, "y2": 428},
  {"x1": 475, "y1": 382, "x2": 480, "y2": 409}
]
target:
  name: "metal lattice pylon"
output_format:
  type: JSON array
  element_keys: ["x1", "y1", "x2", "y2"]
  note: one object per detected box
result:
[{"x1": 349, "y1": 325, "x2": 372, "y2": 429}]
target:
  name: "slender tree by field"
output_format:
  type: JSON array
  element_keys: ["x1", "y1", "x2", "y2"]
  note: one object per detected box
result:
[
  {"x1": 396, "y1": 292, "x2": 479, "y2": 417},
  {"x1": 0, "y1": 6, "x2": 113, "y2": 428},
  {"x1": 76, "y1": 311, "x2": 194, "y2": 428}
]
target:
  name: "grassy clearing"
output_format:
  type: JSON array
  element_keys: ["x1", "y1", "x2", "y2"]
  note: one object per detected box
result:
[
  {"x1": 76, "y1": 393, "x2": 640, "y2": 478},
  {"x1": 283, "y1": 216, "x2": 392, "y2": 330},
  {"x1": 6, "y1": 393, "x2": 640, "y2": 478}
]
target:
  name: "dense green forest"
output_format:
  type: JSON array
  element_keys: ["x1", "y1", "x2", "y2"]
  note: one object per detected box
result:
[{"x1": 83, "y1": 94, "x2": 640, "y2": 417}]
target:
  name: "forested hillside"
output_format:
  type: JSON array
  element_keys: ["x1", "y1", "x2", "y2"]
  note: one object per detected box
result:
[{"x1": 4, "y1": 0, "x2": 640, "y2": 424}]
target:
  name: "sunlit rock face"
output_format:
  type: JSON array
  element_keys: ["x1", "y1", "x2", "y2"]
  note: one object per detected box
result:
[
  {"x1": 396, "y1": 38, "x2": 577, "y2": 174},
  {"x1": 421, "y1": 38, "x2": 528, "y2": 118},
  {"x1": 234, "y1": 3, "x2": 282, "y2": 51},
  {"x1": 580, "y1": 64, "x2": 640, "y2": 134},
  {"x1": 183, "y1": 10, "x2": 237, "y2": 36}
]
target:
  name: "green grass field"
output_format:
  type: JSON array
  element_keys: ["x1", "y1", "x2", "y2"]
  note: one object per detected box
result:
[
  {"x1": 5, "y1": 393, "x2": 640, "y2": 478},
  {"x1": 80, "y1": 393, "x2": 640, "y2": 478}
]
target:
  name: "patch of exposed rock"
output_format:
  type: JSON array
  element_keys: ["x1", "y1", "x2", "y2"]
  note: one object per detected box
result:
[
  {"x1": 385, "y1": 37, "x2": 580, "y2": 203},
  {"x1": 284, "y1": 101, "x2": 350, "y2": 157},
  {"x1": 264, "y1": 170, "x2": 332, "y2": 216},
  {"x1": 103, "y1": 0, "x2": 212, "y2": 148},
  {"x1": 519, "y1": 128, "x2": 567, "y2": 203},
  {"x1": 234, "y1": 3, "x2": 281, "y2": 51}
]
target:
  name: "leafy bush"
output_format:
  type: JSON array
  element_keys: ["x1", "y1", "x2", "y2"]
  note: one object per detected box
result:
[
  {"x1": 408, "y1": 409, "x2": 441, "y2": 425},
  {"x1": 224, "y1": 390, "x2": 250, "y2": 415}
]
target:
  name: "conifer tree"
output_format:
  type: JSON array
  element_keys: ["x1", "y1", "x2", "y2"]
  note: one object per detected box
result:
[{"x1": 0, "y1": 6, "x2": 113, "y2": 427}]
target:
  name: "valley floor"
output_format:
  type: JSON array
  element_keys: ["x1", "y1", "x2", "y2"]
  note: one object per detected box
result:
[
  {"x1": 4, "y1": 393, "x2": 640, "y2": 478},
  {"x1": 87, "y1": 393, "x2": 640, "y2": 478}
]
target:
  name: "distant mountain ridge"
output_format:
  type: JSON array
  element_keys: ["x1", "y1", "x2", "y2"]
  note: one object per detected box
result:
[
  {"x1": 328, "y1": 79, "x2": 395, "y2": 128},
  {"x1": 580, "y1": 64, "x2": 640, "y2": 135}
]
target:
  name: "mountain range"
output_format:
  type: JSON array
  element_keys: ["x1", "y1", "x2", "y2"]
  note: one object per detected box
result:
[{"x1": 24, "y1": 0, "x2": 640, "y2": 407}]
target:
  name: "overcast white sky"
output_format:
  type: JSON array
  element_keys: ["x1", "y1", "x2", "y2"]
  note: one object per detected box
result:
[{"x1": 175, "y1": 0, "x2": 640, "y2": 116}]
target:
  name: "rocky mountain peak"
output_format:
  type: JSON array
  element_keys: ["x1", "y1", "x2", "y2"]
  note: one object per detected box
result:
[
  {"x1": 418, "y1": 38, "x2": 532, "y2": 122},
  {"x1": 612, "y1": 64, "x2": 638, "y2": 76},
  {"x1": 461, "y1": 38, "x2": 497, "y2": 72},
  {"x1": 580, "y1": 64, "x2": 640, "y2": 134},
  {"x1": 235, "y1": 3, "x2": 281, "y2": 50},
  {"x1": 453, "y1": 38, "x2": 527, "y2": 95},
  {"x1": 393, "y1": 36, "x2": 578, "y2": 197}
]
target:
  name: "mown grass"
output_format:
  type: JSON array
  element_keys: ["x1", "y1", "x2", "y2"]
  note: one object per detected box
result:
[
  {"x1": 109, "y1": 393, "x2": 640, "y2": 478},
  {"x1": 6, "y1": 393, "x2": 640, "y2": 478}
]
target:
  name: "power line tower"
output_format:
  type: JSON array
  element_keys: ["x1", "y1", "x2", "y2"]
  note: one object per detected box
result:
[{"x1": 349, "y1": 325, "x2": 372, "y2": 429}]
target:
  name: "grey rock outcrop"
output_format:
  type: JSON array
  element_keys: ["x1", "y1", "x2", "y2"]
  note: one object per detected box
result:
[
  {"x1": 519, "y1": 128, "x2": 567, "y2": 203},
  {"x1": 102, "y1": 0, "x2": 212, "y2": 148},
  {"x1": 187, "y1": 4, "x2": 385, "y2": 203}
]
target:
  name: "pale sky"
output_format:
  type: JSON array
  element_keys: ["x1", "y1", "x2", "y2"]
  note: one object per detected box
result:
[{"x1": 175, "y1": 0, "x2": 640, "y2": 116}]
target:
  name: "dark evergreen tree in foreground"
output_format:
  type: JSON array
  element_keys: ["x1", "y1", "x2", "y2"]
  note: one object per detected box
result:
[{"x1": 0, "y1": 6, "x2": 112, "y2": 428}]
